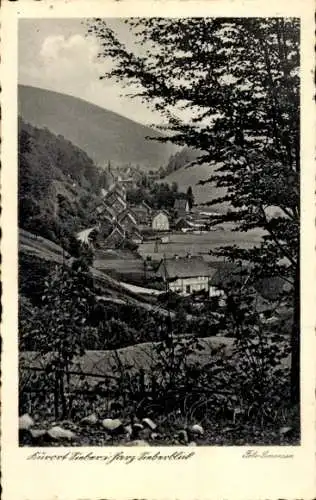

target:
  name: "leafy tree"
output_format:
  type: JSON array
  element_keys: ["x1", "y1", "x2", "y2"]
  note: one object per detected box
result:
[
  {"x1": 20, "y1": 264, "x2": 95, "y2": 418},
  {"x1": 89, "y1": 18, "x2": 300, "y2": 403}
]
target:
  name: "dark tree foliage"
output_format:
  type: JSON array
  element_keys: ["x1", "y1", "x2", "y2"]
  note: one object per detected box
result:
[
  {"x1": 161, "y1": 147, "x2": 201, "y2": 178},
  {"x1": 127, "y1": 180, "x2": 186, "y2": 209},
  {"x1": 18, "y1": 117, "x2": 102, "y2": 244},
  {"x1": 88, "y1": 17, "x2": 300, "y2": 403},
  {"x1": 186, "y1": 186, "x2": 195, "y2": 210}
]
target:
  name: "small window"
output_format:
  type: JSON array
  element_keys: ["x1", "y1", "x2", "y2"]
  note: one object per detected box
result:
[{"x1": 186, "y1": 284, "x2": 191, "y2": 294}]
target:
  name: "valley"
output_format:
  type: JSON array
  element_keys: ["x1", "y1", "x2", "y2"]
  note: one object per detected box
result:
[{"x1": 17, "y1": 78, "x2": 298, "y2": 448}]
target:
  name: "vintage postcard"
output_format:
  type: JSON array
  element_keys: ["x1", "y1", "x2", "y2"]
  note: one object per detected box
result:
[{"x1": 1, "y1": 0, "x2": 315, "y2": 498}]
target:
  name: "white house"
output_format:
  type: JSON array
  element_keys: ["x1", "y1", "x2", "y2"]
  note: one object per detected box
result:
[{"x1": 152, "y1": 211, "x2": 170, "y2": 231}]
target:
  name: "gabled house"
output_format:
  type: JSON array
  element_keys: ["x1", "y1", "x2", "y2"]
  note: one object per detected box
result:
[
  {"x1": 152, "y1": 211, "x2": 170, "y2": 231},
  {"x1": 104, "y1": 190, "x2": 127, "y2": 216},
  {"x1": 104, "y1": 224, "x2": 125, "y2": 249},
  {"x1": 117, "y1": 208, "x2": 138, "y2": 231},
  {"x1": 174, "y1": 217, "x2": 204, "y2": 232},
  {"x1": 155, "y1": 255, "x2": 211, "y2": 295},
  {"x1": 126, "y1": 225, "x2": 143, "y2": 244},
  {"x1": 111, "y1": 182, "x2": 127, "y2": 201},
  {"x1": 96, "y1": 202, "x2": 116, "y2": 221},
  {"x1": 132, "y1": 206, "x2": 149, "y2": 224},
  {"x1": 174, "y1": 199, "x2": 190, "y2": 218}
]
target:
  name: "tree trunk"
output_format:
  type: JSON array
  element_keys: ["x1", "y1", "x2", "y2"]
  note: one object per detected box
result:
[{"x1": 290, "y1": 260, "x2": 300, "y2": 405}]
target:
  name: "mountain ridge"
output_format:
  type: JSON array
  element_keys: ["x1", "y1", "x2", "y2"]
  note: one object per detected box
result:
[{"x1": 18, "y1": 84, "x2": 178, "y2": 170}]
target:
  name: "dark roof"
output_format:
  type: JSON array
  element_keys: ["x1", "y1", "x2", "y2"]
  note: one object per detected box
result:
[
  {"x1": 156, "y1": 256, "x2": 211, "y2": 280},
  {"x1": 142, "y1": 201, "x2": 152, "y2": 211},
  {"x1": 101, "y1": 204, "x2": 116, "y2": 220},
  {"x1": 105, "y1": 224, "x2": 125, "y2": 242},
  {"x1": 117, "y1": 209, "x2": 138, "y2": 225},
  {"x1": 174, "y1": 199, "x2": 188, "y2": 210},
  {"x1": 105, "y1": 190, "x2": 126, "y2": 206},
  {"x1": 175, "y1": 217, "x2": 191, "y2": 227}
]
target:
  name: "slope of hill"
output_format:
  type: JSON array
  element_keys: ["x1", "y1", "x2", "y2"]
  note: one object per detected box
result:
[
  {"x1": 18, "y1": 118, "x2": 102, "y2": 244},
  {"x1": 18, "y1": 85, "x2": 178, "y2": 170},
  {"x1": 160, "y1": 162, "x2": 228, "y2": 212},
  {"x1": 19, "y1": 229, "x2": 169, "y2": 316}
]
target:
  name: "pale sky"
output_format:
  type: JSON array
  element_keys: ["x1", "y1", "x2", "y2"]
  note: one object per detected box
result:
[{"x1": 18, "y1": 18, "x2": 164, "y2": 126}]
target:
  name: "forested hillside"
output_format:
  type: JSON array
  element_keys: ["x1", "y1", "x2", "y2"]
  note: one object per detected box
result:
[{"x1": 18, "y1": 117, "x2": 104, "y2": 245}]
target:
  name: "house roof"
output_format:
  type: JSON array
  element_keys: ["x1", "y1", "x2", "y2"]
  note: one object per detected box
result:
[
  {"x1": 118, "y1": 209, "x2": 138, "y2": 226},
  {"x1": 175, "y1": 217, "x2": 191, "y2": 227},
  {"x1": 156, "y1": 256, "x2": 211, "y2": 280},
  {"x1": 127, "y1": 226, "x2": 143, "y2": 240},
  {"x1": 99, "y1": 214, "x2": 114, "y2": 226},
  {"x1": 174, "y1": 199, "x2": 188, "y2": 210},
  {"x1": 105, "y1": 225, "x2": 125, "y2": 242},
  {"x1": 142, "y1": 201, "x2": 152, "y2": 211},
  {"x1": 101, "y1": 204, "x2": 116, "y2": 220},
  {"x1": 105, "y1": 192, "x2": 127, "y2": 213}
]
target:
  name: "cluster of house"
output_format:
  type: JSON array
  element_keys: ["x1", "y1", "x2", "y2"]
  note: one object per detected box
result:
[
  {"x1": 107, "y1": 163, "x2": 161, "y2": 190},
  {"x1": 173, "y1": 201, "x2": 222, "y2": 233},
  {"x1": 76, "y1": 179, "x2": 173, "y2": 249}
]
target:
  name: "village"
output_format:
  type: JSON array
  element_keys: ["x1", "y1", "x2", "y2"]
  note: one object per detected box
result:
[
  {"x1": 76, "y1": 165, "x2": 225, "y2": 294},
  {"x1": 75, "y1": 165, "x2": 291, "y2": 328}
]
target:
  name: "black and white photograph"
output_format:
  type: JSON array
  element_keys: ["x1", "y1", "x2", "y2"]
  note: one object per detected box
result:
[{"x1": 18, "y1": 16, "x2": 301, "y2": 447}]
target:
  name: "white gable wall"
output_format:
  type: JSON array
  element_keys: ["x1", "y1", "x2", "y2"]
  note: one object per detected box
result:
[{"x1": 152, "y1": 212, "x2": 169, "y2": 231}]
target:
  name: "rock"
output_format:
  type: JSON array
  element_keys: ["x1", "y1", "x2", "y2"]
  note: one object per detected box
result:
[
  {"x1": 80, "y1": 413, "x2": 98, "y2": 425},
  {"x1": 142, "y1": 417, "x2": 157, "y2": 430},
  {"x1": 188, "y1": 441, "x2": 197, "y2": 446},
  {"x1": 133, "y1": 422, "x2": 144, "y2": 431},
  {"x1": 280, "y1": 426, "x2": 293, "y2": 436},
  {"x1": 30, "y1": 429, "x2": 47, "y2": 439},
  {"x1": 125, "y1": 424, "x2": 133, "y2": 437},
  {"x1": 190, "y1": 424, "x2": 204, "y2": 436},
  {"x1": 47, "y1": 426, "x2": 76, "y2": 440},
  {"x1": 126, "y1": 439, "x2": 150, "y2": 446},
  {"x1": 177, "y1": 430, "x2": 189, "y2": 444},
  {"x1": 102, "y1": 418, "x2": 124, "y2": 433},
  {"x1": 19, "y1": 414, "x2": 34, "y2": 430}
]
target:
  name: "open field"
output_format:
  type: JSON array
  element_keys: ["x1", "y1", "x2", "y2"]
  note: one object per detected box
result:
[
  {"x1": 138, "y1": 224, "x2": 265, "y2": 261},
  {"x1": 18, "y1": 229, "x2": 171, "y2": 315}
]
